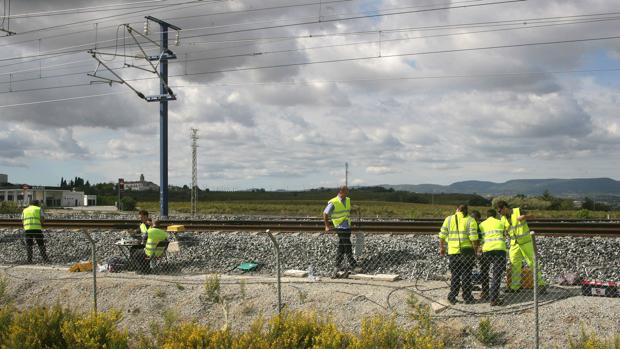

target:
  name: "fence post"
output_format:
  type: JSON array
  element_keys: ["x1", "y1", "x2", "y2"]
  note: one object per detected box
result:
[
  {"x1": 531, "y1": 231, "x2": 539, "y2": 349},
  {"x1": 81, "y1": 231, "x2": 97, "y2": 314},
  {"x1": 265, "y1": 229, "x2": 282, "y2": 313},
  {"x1": 355, "y1": 208, "x2": 364, "y2": 258}
]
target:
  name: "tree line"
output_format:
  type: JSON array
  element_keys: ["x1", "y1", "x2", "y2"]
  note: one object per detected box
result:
[{"x1": 55, "y1": 177, "x2": 612, "y2": 211}]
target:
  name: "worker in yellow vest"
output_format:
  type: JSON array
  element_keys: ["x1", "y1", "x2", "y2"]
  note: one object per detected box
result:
[
  {"x1": 495, "y1": 201, "x2": 546, "y2": 293},
  {"x1": 135, "y1": 219, "x2": 169, "y2": 273},
  {"x1": 323, "y1": 186, "x2": 359, "y2": 277},
  {"x1": 439, "y1": 204, "x2": 479, "y2": 304},
  {"x1": 21, "y1": 200, "x2": 49, "y2": 264},
  {"x1": 144, "y1": 220, "x2": 169, "y2": 259},
  {"x1": 137, "y1": 210, "x2": 150, "y2": 237},
  {"x1": 129, "y1": 210, "x2": 151, "y2": 270},
  {"x1": 478, "y1": 209, "x2": 508, "y2": 305}
]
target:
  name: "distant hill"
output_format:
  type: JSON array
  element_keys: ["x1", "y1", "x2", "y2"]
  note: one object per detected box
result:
[{"x1": 382, "y1": 178, "x2": 620, "y2": 197}]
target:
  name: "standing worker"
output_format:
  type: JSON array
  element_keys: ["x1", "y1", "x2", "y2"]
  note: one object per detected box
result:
[
  {"x1": 323, "y1": 185, "x2": 359, "y2": 277},
  {"x1": 495, "y1": 200, "x2": 546, "y2": 293},
  {"x1": 439, "y1": 204, "x2": 479, "y2": 304},
  {"x1": 478, "y1": 209, "x2": 507, "y2": 305},
  {"x1": 22, "y1": 200, "x2": 49, "y2": 264}
]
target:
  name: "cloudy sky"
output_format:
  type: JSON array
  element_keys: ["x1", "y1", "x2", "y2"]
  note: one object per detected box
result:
[{"x1": 0, "y1": 0, "x2": 619, "y2": 190}]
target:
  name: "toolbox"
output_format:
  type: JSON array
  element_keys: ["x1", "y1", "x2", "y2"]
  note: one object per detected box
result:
[
  {"x1": 581, "y1": 280, "x2": 619, "y2": 298},
  {"x1": 581, "y1": 267, "x2": 619, "y2": 298},
  {"x1": 506, "y1": 265, "x2": 534, "y2": 289}
]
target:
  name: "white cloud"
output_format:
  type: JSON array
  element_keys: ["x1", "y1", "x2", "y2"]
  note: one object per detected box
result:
[
  {"x1": 366, "y1": 166, "x2": 393, "y2": 175},
  {"x1": 2, "y1": 0, "x2": 620, "y2": 188}
]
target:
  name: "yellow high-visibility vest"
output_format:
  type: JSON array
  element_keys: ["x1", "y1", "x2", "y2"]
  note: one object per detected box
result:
[
  {"x1": 479, "y1": 217, "x2": 507, "y2": 252},
  {"x1": 501, "y1": 207, "x2": 531, "y2": 246},
  {"x1": 438, "y1": 212, "x2": 478, "y2": 255},
  {"x1": 328, "y1": 196, "x2": 351, "y2": 228},
  {"x1": 22, "y1": 205, "x2": 42, "y2": 230},
  {"x1": 145, "y1": 227, "x2": 168, "y2": 257}
]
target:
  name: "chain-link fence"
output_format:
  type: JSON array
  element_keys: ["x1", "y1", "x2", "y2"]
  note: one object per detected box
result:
[{"x1": 0, "y1": 226, "x2": 619, "y2": 347}]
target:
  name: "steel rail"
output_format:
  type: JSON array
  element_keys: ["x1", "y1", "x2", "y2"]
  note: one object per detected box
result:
[{"x1": 1, "y1": 219, "x2": 620, "y2": 236}]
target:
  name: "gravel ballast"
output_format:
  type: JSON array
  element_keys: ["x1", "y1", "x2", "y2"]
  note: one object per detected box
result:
[{"x1": 0, "y1": 227, "x2": 618, "y2": 282}]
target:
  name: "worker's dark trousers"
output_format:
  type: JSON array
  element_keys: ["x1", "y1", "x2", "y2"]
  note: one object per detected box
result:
[
  {"x1": 448, "y1": 251, "x2": 475, "y2": 302},
  {"x1": 130, "y1": 247, "x2": 150, "y2": 273},
  {"x1": 480, "y1": 251, "x2": 507, "y2": 302},
  {"x1": 24, "y1": 230, "x2": 48, "y2": 263},
  {"x1": 335, "y1": 229, "x2": 357, "y2": 269}
]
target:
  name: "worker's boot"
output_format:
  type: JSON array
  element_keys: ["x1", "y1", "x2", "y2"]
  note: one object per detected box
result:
[
  {"x1": 26, "y1": 249, "x2": 33, "y2": 264},
  {"x1": 40, "y1": 247, "x2": 49, "y2": 264},
  {"x1": 331, "y1": 267, "x2": 341, "y2": 279}
]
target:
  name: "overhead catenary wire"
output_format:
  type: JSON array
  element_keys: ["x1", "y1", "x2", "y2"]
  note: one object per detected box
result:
[
  {"x1": 1, "y1": 9, "x2": 618, "y2": 79},
  {"x1": 0, "y1": 0, "x2": 525, "y2": 66},
  {"x1": 9, "y1": 0, "x2": 219, "y2": 36},
  {"x1": 0, "y1": 0, "x2": 353, "y2": 50},
  {"x1": 3, "y1": 13, "x2": 619, "y2": 87},
  {"x1": 1, "y1": 66, "x2": 619, "y2": 108},
  {"x1": 0, "y1": 0, "x2": 187, "y2": 19},
  {"x1": 2, "y1": 33, "x2": 620, "y2": 95}
]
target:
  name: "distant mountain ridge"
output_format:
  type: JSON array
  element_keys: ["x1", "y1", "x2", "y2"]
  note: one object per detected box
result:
[{"x1": 381, "y1": 178, "x2": 620, "y2": 197}]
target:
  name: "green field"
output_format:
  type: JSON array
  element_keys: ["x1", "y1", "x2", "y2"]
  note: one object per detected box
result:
[{"x1": 138, "y1": 200, "x2": 620, "y2": 219}]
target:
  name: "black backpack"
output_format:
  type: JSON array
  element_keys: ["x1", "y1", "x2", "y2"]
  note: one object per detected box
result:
[{"x1": 107, "y1": 256, "x2": 126, "y2": 273}]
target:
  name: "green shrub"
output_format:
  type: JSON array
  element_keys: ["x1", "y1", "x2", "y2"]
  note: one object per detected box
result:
[
  {"x1": 151, "y1": 322, "x2": 232, "y2": 349},
  {"x1": 567, "y1": 328, "x2": 620, "y2": 349},
  {"x1": 0, "y1": 305, "x2": 15, "y2": 344},
  {"x1": 2, "y1": 305, "x2": 72, "y2": 349},
  {"x1": 350, "y1": 314, "x2": 402, "y2": 349},
  {"x1": 0, "y1": 276, "x2": 8, "y2": 305},
  {"x1": 0, "y1": 202, "x2": 20, "y2": 214},
  {"x1": 120, "y1": 196, "x2": 137, "y2": 211},
  {"x1": 473, "y1": 318, "x2": 506, "y2": 347},
  {"x1": 0, "y1": 306, "x2": 128, "y2": 349},
  {"x1": 203, "y1": 274, "x2": 222, "y2": 304},
  {"x1": 266, "y1": 311, "x2": 351, "y2": 349},
  {"x1": 61, "y1": 310, "x2": 128, "y2": 349},
  {"x1": 404, "y1": 293, "x2": 446, "y2": 348},
  {"x1": 576, "y1": 209, "x2": 591, "y2": 219}
]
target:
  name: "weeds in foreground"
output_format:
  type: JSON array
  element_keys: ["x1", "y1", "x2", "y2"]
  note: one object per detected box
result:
[
  {"x1": 473, "y1": 318, "x2": 507, "y2": 347},
  {"x1": 202, "y1": 274, "x2": 231, "y2": 330},
  {"x1": 0, "y1": 276, "x2": 8, "y2": 305},
  {"x1": 0, "y1": 305, "x2": 617, "y2": 349},
  {"x1": 567, "y1": 327, "x2": 620, "y2": 349},
  {"x1": 404, "y1": 292, "x2": 447, "y2": 349}
]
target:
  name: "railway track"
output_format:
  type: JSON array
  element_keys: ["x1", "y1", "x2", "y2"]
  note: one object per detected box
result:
[{"x1": 1, "y1": 219, "x2": 620, "y2": 236}]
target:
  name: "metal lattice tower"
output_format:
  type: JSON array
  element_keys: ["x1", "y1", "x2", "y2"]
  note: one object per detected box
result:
[{"x1": 190, "y1": 128, "x2": 199, "y2": 216}]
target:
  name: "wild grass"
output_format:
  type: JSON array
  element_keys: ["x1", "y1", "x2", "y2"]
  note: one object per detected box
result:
[
  {"x1": 473, "y1": 318, "x2": 507, "y2": 347},
  {"x1": 566, "y1": 327, "x2": 620, "y2": 349},
  {"x1": 138, "y1": 200, "x2": 619, "y2": 219},
  {"x1": 0, "y1": 304, "x2": 617, "y2": 348}
]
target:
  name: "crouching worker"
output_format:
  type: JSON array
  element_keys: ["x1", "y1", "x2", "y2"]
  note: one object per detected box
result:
[
  {"x1": 134, "y1": 219, "x2": 169, "y2": 273},
  {"x1": 478, "y1": 209, "x2": 507, "y2": 306}
]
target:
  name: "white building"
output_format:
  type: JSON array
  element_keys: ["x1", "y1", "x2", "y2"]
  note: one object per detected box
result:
[
  {"x1": 0, "y1": 187, "x2": 96, "y2": 207},
  {"x1": 125, "y1": 174, "x2": 159, "y2": 191},
  {"x1": 84, "y1": 195, "x2": 97, "y2": 206}
]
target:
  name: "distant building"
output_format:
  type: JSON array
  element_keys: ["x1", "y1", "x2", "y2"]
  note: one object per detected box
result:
[
  {"x1": 0, "y1": 174, "x2": 7, "y2": 185},
  {"x1": 84, "y1": 195, "x2": 97, "y2": 206},
  {"x1": 125, "y1": 174, "x2": 159, "y2": 191},
  {"x1": 0, "y1": 186, "x2": 95, "y2": 207}
]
